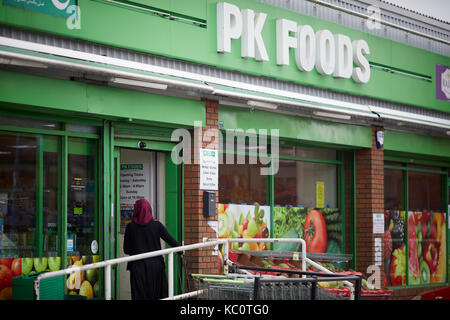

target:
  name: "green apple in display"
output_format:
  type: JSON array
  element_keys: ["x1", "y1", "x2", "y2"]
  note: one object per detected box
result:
[
  {"x1": 48, "y1": 257, "x2": 61, "y2": 272},
  {"x1": 33, "y1": 257, "x2": 48, "y2": 272},
  {"x1": 93, "y1": 281, "x2": 100, "y2": 297},
  {"x1": 22, "y1": 258, "x2": 33, "y2": 275},
  {"x1": 82, "y1": 255, "x2": 92, "y2": 265},
  {"x1": 86, "y1": 268, "x2": 98, "y2": 284}
]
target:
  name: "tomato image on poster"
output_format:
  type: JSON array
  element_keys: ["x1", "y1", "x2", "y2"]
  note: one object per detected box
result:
[{"x1": 273, "y1": 206, "x2": 342, "y2": 254}]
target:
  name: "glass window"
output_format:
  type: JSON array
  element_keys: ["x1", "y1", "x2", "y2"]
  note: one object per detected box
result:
[
  {"x1": 408, "y1": 170, "x2": 442, "y2": 212},
  {"x1": 273, "y1": 156, "x2": 340, "y2": 254},
  {"x1": 43, "y1": 139, "x2": 59, "y2": 256},
  {"x1": 274, "y1": 160, "x2": 337, "y2": 208},
  {"x1": 219, "y1": 155, "x2": 267, "y2": 205},
  {"x1": 383, "y1": 167, "x2": 406, "y2": 286},
  {"x1": 384, "y1": 162, "x2": 447, "y2": 287},
  {"x1": 407, "y1": 168, "x2": 445, "y2": 285},
  {"x1": 67, "y1": 138, "x2": 98, "y2": 257},
  {"x1": 0, "y1": 133, "x2": 37, "y2": 257},
  {"x1": 384, "y1": 168, "x2": 403, "y2": 210}
]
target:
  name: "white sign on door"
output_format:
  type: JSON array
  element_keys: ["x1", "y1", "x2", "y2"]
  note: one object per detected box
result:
[
  {"x1": 200, "y1": 149, "x2": 218, "y2": 190},
  {"x1": 120, "y1": 163, "x2": 150, "y2": 231}
]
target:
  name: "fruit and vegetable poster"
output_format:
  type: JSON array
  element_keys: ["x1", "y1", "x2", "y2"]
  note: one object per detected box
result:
[
  {"x1": 0, "y1": 255, "x2": 101, "y2": 300},
  {"x1": 273, "y1": 207, "x2": 342, "y2": 254},
  {"x1": 383, "y1": 210, "x2": 446, "y2": 286},
  {"x1": 217, "y1": 204, "x2": 270, "y2": 251}
]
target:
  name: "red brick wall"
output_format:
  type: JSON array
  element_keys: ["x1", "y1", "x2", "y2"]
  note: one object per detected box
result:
[
  {"x1": 355, "y1": 126, "x2": 385, "y2": 282},
  {"x1": 183, "y1": 99, "x2": 220, "y2": 288}
]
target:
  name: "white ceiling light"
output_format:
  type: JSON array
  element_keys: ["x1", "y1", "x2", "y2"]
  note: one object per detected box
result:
[
  {"x1": 110, "y1": 77, "x2": 168, "y2": 90},
  {"x1": 247, "y1": 100, "x2": 278, "y2": 110},
  {"x1": 0, "y1": 57, "x2": 47, "y2": 68},
  {"x1": 313, "y1": 110, "x2": 351, "y2": 120},
  {"x1": 218, "y1": 99, "x2": 249, "y2": 108}
]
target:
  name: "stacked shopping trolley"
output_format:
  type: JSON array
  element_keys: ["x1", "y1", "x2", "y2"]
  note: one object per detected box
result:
[{"x1": 191, "y1": 264, "x2": 362, "y2": 300}]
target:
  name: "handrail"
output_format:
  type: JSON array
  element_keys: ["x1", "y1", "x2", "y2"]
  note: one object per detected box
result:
[
  {"x1": 34, "y1": 239, "x2": 226, "y2": 300},
  {"x1": 33, "y1": 237, "x2": 353, "y2": 300}
]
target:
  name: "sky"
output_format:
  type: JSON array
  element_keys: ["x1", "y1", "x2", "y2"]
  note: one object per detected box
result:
[{"x1": 383, "y1": 0, "x2": 450, "y2": 23}]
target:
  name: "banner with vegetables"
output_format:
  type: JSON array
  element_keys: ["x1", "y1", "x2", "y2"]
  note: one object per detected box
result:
[
  {"x1": 407, "y1": 211, "x2": 446, "y2": 285},
  {"x1": 384, "y1": 210, "x2": 446, "y2": 286},
  {"x1": 273, "y1": 206, "x2": 342, "y2": 254},
  {"x1": 217, "y1": 204, "x2": 270, "y2": 251},
  {"x1": 383, "y1": 210, "x2": 406, "y2": 286}
]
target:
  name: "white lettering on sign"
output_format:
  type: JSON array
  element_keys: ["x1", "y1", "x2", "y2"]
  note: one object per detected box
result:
[{"x1": 217, "y1": 2, "x2": 371, "y2": 83}]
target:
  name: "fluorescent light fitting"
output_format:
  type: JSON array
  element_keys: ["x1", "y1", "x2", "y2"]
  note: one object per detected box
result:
[
  {"x1": 0, "y1": 57, "x2": 48, "y2": 68},
  {"x1": 110, "y1": 77, "x2": 168, "y2": 90},
  {"x1": 218, "y1": 99, "x2": 249, "y2": 108},
  {"x1": 247, "y1": 100, "x2": 278, "y2": 110},
  {"x1": 313, "y1": 111, "x2": 351, "y2": 120}
]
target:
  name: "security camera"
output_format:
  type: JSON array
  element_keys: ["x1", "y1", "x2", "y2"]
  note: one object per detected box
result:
[{"x1": 138, "y1": 141, "x2": 147, "y2": 149}]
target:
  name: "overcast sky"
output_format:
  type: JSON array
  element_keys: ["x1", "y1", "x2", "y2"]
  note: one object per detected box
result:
[{"x1": 383, "y1": 0, "x2": 450, "y2": 23}]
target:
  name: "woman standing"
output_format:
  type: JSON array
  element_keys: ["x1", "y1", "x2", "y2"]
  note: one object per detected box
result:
[{"x1": 123, "y1": 198, "x2": 179, "y2": 300}]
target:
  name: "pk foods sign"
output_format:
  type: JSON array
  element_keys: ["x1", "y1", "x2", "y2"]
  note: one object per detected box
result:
[{"x1": 217, "y1": 2, "x2": 371, "y2": 84}]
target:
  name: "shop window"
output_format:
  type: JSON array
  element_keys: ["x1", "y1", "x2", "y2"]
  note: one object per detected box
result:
[
  {"x1": 273, "y1": 156, "x2": 340, "y2": 255},
  {"x1": 43, "y1": 143, "x2": 59, "y2": 256},
  {"x1": 219, "y1": 155, "x2": 267, "y2": 205},
  {"x1": 407, "y1": 167, "x2": 445, "y2": 285},
  {"x1": 383, "y1": 163, "x2": 447, "y2": 287},
  {"x1": 408, "y1": 169, "x2": 442, "y2": 211},
  {"x1": 384, "y1": 168, "x2": 403, "y2": 210},
  {"x1": 384, "y1": 167, "x2": 406, "y2": 287},
  {"x1": 0, "y1": 133, "x2": 38, "y2": 257},
  {"x1": 67, "y1": 138, "x2": 98, "y2": 257}
]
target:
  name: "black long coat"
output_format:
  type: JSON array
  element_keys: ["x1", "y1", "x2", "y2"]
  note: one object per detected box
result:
[{"x1": 123, "y1": 220, "x2": 178, "y2": 300}]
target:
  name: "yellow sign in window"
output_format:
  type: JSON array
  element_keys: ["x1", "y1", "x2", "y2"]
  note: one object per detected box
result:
[{"x1": 316, "y1": 181, "x2": 324, "y2": 208}]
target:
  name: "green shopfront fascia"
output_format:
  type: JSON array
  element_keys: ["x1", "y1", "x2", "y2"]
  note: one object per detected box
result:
[{"x1": 0, "y1": 0, "x2": 449, "y2": 300}]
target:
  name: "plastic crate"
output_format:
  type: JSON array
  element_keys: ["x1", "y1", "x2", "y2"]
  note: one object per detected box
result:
[{"x1": 12, "y1": 273, "x2": 65, "y2": 300}]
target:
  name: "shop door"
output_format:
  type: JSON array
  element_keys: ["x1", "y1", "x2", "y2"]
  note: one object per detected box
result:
[
  {"x1": 114, "y1": 147, "x2": 181, "y2": 300},
  {"x1": 66, "y1": 138, "x2": 101, "y2": 297}
]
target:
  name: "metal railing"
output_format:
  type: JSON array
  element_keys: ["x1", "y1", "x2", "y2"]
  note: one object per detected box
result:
[{"x1": 33, "y1": 237, "x2": 354, "y2": 300}]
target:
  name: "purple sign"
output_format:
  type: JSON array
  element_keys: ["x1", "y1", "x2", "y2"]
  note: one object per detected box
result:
[{"x1": 436, "y1": 64, "x2": 450, "y2": 101}]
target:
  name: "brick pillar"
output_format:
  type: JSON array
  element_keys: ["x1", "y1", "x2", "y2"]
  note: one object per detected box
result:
[
  {"x1": 184, "y1": 99, "x2": 219, "y2": 287},
  {"x1": 355, "y1": 126, "x2": 385, "y2": 286}
]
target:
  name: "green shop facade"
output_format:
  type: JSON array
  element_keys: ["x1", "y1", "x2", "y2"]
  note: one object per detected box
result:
[{"x1": 0, "y1": 0, "x2": 449, "y2": 300}]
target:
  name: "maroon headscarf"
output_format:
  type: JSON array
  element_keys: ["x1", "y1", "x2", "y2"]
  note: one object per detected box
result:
[{"x1": 132, "y1": 198, "x2": 154, "y2": 226}]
